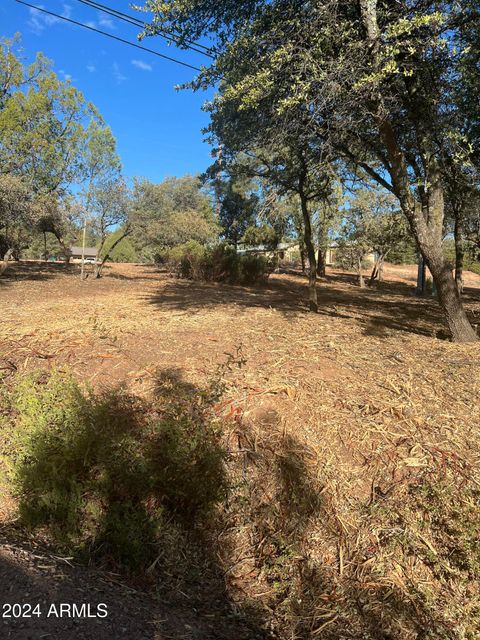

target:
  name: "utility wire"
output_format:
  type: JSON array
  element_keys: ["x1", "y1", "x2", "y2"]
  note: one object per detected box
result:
[
  {"x1": 75, "y1": 0, "x2": 214, "y2": 58},
  {"x1": 15, "y1": 0, "x2": 202, "y2": 71},
  {"x1": 77, "y1": 0, "x2": 213, "y2": 55}
]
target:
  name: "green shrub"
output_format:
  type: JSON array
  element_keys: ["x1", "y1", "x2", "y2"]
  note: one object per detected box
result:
[
  {"x1": 209, "y1": 243, "x2": 239, "y2": 281},
  {"x1": 5, "y1": 372, "x2": 227, "y2": 572},
  {"x1": 236, "y1": 252, "x2": 265, "y2": 284},
  {"x1": 164, "y1": 241, "x2": 270, "y2": 284},
  {"x1": 94, "y1": 501, "x2": 161, "y2": 570},
  {"x1": 443, "y1": 239, "x2": 480, "y2": 275},
  {"x1": 467, "y1": 260, "x2": 480, "y2": 276},
  {"x1": 169, "y1": 239, "x2": 209, "y2": 280}
]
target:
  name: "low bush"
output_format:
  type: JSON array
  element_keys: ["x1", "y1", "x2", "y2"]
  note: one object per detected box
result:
[
  {"x1": 163, "y1": 240, "x2": 270, "y2": 285},
  {"x1": 467, "y1": 260, "x2": 480, "y2": 276},
  {"x1": 4, "y1": 371, "x2": 227, "y2": 572}
]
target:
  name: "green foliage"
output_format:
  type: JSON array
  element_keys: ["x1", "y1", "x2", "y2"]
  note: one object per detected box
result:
[
  {"x1": 0, "y1": 66, "x2": 99, "y2": 195},
  {"x1": 143, "y1": 0, "x2": 480, "y2": 339},
  {"x1": 131, "y1": 175, "x2": 219, "y2": 255},
  {"x1": 218, "y1": 176, "x2": 258, "y2": 246},
  {"x1": 0, "y1": 36, "x2": 123, "y2": 264},
  {"x1": 336, "y1": 188, "x2": 412, "y2": 270},
  {"x1": 238, "y1": 252, "x2": 270, "y2": 284},
  {"x1": 388, "y1": 236, "x2": 419, "y2": 265},
  {"x1": 0, "y1": 174, "x2": 33, "y2": 256},
  {"x1": 102, "y1": 229, "x2": 137, "y2": 263},
  {"x1": 81, "y1": 124, "x2": 126, "y2": 266},
  {"x1": 167, "y1": 239, "x2": 209, "y2": 280},
  {"x1": 443, "y1": 238, "x2": 480, "y2": 274},
  {"x1": 0, "y1": 34, "x2": 48, "y2": 110},
  {"x1": 4, "y1": 372, "x2": 227, "y2": 571},
  {"x1": 242, "y1": 223, "x2": 279, "y2": 249},
  {"x1": 165, "y1": 240, "x2": 270, "y2": 285},
  {"x1": 467, "y1": 261, "x2": 480, "y2": 276}
]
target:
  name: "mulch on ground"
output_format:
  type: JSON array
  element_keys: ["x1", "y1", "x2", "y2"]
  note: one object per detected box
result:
[{"x1": 1, "y1": 261, "x2": 480, "y2": 639}]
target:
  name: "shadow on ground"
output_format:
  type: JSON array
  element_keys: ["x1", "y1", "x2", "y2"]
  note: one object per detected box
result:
[
  {"x1": 2, "y1": 368, "x2": 266, "y2": 640},
  {"x1": 0, "y1": 261, "x2": 81, "y2": 284},
  {"x1": 0, "y1": 542, "x2": 155, "y2": 640},
  {"x1": 145, "y1": 270, "x2": 480, "y2": 339},
  {"x1": 221, "y1": 405, "x2": 457, "y2": 638},
  {"x1": 2, "y1": 364, "x2": 472, "y2": 638}
]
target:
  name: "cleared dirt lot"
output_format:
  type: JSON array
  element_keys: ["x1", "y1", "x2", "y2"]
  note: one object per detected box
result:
[
  {"x1": 1, "y1": 261, "x2": 480, "y2": 639},
  {"x1": 1, "y1": 260, "x2": 479, "y2": 390},
  {"x1": 2, "y1": 261, "x2": 480, "y2": 509}
]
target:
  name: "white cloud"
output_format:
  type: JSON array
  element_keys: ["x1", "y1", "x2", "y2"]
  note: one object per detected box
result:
[
  {"x1": 59, "y1": 69, "x2": 72, "y2": 82},
  {"x1": 131, "y1": 59, "x2": 153, "y2": 72},
  {"x1": 112, "y1": 62, "x2": 127, "y2": 83},
  {"x1": 86, "y1": 64, "x2": 96, "y2": 73},
  {"x1": 85, "y1": 13, "x2": 115, "y2": 31},
  {"x1": 98, "y1": 15, "x2": 115, "y2": 30},
  {"x1": 28, "y1": 4, "x2": 72, "y2": 34}
]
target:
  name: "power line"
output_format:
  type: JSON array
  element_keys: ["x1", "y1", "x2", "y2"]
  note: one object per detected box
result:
[
  {"x1": 76, "y1": 0, "x2": 213, "y2": 55},
  {"x1": 15, "y1": 0, "x2": 202, "y2": 71},
  {"x1": 75, "y1": 0, "x2": 214, "y2": 58}
]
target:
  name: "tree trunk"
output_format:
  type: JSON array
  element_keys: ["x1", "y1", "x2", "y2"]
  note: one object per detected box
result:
[
  {"x1": 369, "y1": 261, "x2": 378, "y2": 286},
  {"x1": 52, "y1": 230, "x2": 71, "y2": 265},
  {"x1": 378, "y1": 256, "x2": 384, "y2": 281},
  {"x1": 317, "y1": 218, "x2": 327, "y2": 277},
  {"x1": 0, "y1": 248, "x2": 14, "y2": 276},
  {"x1": 360, "y1": 0, "x2": 477, "y2": 342},
  {"x1": 94, "y1": 230, "x2": 131, "y2": 279},
  {"x1": 273, "y1": 248, "x2": 280, "y2": 271},
  {"x1": 369, "y1": 254, "x2": 385, "y2": 286},
  {"x1": 316, "y1": 248, "x2": 326, "y2": 277},
  {"x1": 454, "y1": 213, "x2": 464, "y2": 295},
  {"x1": 376, "y1": 113, "x2": 475, "y2": 341},
  {"x1": 300, "y1": 249, "x2": 306, "y2": 273},
  {"x1": 299, "y1": 192, "x2": 318, "y2": 312},
  {"x1": 358, "y1": 258, "x2": 365, "y2": 288},
  {"x1": 421, "y1": 239, "x2": 477, "y2": 341}
]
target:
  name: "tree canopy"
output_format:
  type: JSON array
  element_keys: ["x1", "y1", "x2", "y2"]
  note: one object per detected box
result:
[
  {"x1": 131, "y1": 175, "x2": 219, "y2": 258},
  {"x1": 142, "y1": 0, "x2": 480, "y2": 341}
]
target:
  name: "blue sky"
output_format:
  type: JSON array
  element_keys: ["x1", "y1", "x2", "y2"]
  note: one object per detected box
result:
[{"x1": 1, "y1": 0, "x2": 215, "y2": 183}]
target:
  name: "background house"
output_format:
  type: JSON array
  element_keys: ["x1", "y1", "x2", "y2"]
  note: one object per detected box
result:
[
  {"x1": 69, "y1": 247, "x2": 98, "y2": 262},
  {"x1": 237, "y1": 242, "x2": 375, "y2": 266}
]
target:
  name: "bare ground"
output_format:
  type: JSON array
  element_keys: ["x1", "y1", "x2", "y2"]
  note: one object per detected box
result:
[{"x1": 0, "y1": 528, "x2": 261, "y2": 640}]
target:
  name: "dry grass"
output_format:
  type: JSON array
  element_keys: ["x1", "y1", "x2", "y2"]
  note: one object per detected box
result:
[{"x1": 1, "y1": 260, "x2": 480, "y2": 638}]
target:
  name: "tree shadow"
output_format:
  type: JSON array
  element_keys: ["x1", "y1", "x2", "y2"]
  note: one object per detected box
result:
[
  {"x1": 0, "y1": 541, "x2": 157, "y2": 639},
  {"x1": 102, "y1": 264, "x2": 165, "y2": 281},
  {"x1": 0, "y1": 261, "x2": 80, "y2": 284},
  {"x1": 102, "y1": 262, "x2": 170, "y2": 282},
  {"x1": 4, "y1": 365, "x2": 475, "y2": 637},
  {"x1": 146, "y1": 277, "x2": 303, "y2": 316},
  {"x1": 228, "y1": 409, "x2": 466, "y2": 638},
  {"x1": 144, "y1": 271, "x2": 476, "y2": 338},
  {"x1": 7, "y1": 368, "x2": 267, "y2": 639}
]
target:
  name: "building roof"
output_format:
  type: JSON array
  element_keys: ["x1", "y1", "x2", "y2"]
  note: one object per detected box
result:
[
  {"x1": 237, "y1": 241, "x2": 297, "y2": 253},
  {"x1": 237, "y1": 241, "x2": 340, "y2": 254},
  {"x1": 70, "y1": 247, "x2": 98, "y2": 257}
]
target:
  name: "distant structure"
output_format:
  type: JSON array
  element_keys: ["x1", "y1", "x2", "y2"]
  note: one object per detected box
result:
[
  {"x1": 237, "y1": 242, "x2": 296, "y2": 261},
  {"x1": 69, "y1": 247, "x2": 98, "y2": 263},
  {"x1": 236, "y1": 242, "x2": 372, "y2": 266}
]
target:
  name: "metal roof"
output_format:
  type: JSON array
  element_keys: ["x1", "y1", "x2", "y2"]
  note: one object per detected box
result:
[{"x1": 69, "y1": 247, "x2": 98, "y2": 257}]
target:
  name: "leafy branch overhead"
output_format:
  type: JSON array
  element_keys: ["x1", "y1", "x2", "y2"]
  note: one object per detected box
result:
[{"x1": 141, "y1": 0, "x2": 480, "y2": 341}]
